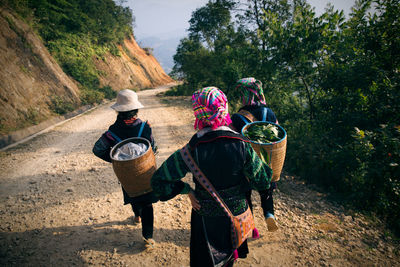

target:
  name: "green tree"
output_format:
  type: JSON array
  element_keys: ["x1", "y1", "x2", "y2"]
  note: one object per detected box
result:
[
  {"x1": 172, "y1": 0, "x2": 400, "y2": 235},
  {"x1": 188, "y1": 0, "x2": 235, "y2": 50}
]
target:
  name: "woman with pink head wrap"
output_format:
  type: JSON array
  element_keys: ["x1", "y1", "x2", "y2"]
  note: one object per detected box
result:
[
  {"x1": 151, "y1": 86, "x2": 272, "y2": 267},
  {"x1": 192, "y1": 86, "x2": 232, "y2": 130},
  {"x1": 231, "y1": 77, "x2": 280, "y2": 233}
]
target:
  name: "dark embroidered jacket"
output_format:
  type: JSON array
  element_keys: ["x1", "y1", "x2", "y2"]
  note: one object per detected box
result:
[
  {"x1": 92, "y1": 116, "x2": 156, "y2": 163},
  {"x1": 151, "y1": 128, "x2": 272, "y2": 216}
]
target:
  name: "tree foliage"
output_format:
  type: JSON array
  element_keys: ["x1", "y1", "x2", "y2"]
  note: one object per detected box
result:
[{"x1": 172, "y1": 0, "x2": 400, "y2": 235}]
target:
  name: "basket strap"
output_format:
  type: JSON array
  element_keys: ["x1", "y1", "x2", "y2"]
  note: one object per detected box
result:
[
  {"x1": 237, "y1": 114, "x2": 250, "y2": 125},
  {"x1": 180, "y1": 145, "x2": 235, "y2": 220},
  {"x1": 262, "y1": 107, "x2": 268, "y2": 122},
  {"x1": 107, "y1": 130, "x2": 122, "y2": 143},
  {"x1": 238, "y1": 109, "x2": 256, "y2": 123},
  {"x1": 138, "y1": 121, "x2": 147, "y2": 138}
]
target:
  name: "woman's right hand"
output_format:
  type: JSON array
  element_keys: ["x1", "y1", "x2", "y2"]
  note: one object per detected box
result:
[{"x1": 188, "y1": 190, "x2": 201, "y2": 211}]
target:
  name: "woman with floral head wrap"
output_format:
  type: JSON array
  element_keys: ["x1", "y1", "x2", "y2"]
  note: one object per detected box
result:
[
  {"x1": 151, "y1": 87, "x2": 272, "y2": 267},
  {"x1": 231, "y1": 77, "x2": 279, "y2": 232}
]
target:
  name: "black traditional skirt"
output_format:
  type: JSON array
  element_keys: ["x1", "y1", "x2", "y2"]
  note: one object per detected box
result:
[{"x1": 190, "y1": 210, "x2": 249, "y2": 267}]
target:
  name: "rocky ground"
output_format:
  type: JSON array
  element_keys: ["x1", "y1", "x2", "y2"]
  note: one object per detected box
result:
[{"x1": 0, "y1": 86, "x2": 399, "y2": 266}]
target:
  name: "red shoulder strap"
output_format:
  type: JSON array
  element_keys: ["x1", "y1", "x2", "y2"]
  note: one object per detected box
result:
[{"x1": 180, "y1": 144, "x2": 234, "y2": 219}]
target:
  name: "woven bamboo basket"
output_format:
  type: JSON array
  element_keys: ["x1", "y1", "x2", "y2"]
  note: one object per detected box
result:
[
  {"x1": 110, "y1": 137, "x2": 156, "y2": 197},
  {"x1": 242, "y1": 122, "x2": 287, "y2": 182}
]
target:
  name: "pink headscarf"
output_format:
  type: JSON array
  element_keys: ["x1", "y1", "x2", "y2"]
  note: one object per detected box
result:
[
  {"x1": 235, "y1": 77, "x2": 266, "y2": 106},
  {"x1": 192, "y1": 87, "x2": 232, "y2": 130}
]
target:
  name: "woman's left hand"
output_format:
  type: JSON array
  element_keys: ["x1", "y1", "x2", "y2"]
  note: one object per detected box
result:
[{"x1": 188, "y1": 190, "x2": 201, "y2": 211}]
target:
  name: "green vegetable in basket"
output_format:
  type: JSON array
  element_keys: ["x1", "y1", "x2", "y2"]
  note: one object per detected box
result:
[{"x1": 244, "y1": 123, "x2": 281, "y2": 143}]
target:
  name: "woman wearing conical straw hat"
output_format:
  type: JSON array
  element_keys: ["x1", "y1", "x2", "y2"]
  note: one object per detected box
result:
[{"x1": 93, "y1": 89, "x2": 158, "y2": 250}]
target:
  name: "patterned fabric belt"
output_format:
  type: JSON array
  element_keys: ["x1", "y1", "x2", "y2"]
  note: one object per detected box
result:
[{"x1": 195, "y1": 185, "x2": 247, "y2": 217}]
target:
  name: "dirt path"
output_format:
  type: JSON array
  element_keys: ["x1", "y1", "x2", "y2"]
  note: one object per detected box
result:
[{"x1": 0, "y1": 87, "x2": 399, "y2": 266}]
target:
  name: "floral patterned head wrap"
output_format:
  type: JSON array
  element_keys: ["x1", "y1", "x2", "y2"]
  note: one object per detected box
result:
[
  {"x1": 235, "y1": 77, "x2": 266, "y2": 106},
  {"x1": 192, "y1": 87, "x2": 232, "y2": 130}
]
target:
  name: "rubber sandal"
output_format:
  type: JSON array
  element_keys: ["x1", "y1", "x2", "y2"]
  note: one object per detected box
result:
[
  {"x1": 252, "y1": 227, "x2": 260, "y2": 239},
  {"x1": 143, "y1": 238, "x2": 155, "y2": 250},
  {"x1": 265, "y1": 213, "x2": 279, "y2": 232},
  {"x1": 233, "y1": 249, "x2": 238, "y2": 261},
  {"x1": 132, "y1": 216, "x2": 141, "y2": 226}
]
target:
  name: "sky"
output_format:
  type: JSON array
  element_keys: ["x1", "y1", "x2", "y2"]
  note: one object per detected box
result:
[
  {"x1": 124, "y1": 0, "x2": 356, "y2": 40},
  {"x1": 124, "y1": 0, "x2": 209, "y2": 39}
]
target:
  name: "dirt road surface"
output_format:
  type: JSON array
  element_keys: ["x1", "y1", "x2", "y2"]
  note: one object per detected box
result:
[{"x1": 1, "y1": 87, "x2": 399, "y2": 266}]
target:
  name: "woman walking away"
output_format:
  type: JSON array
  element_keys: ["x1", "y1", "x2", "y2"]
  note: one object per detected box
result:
[
  {"x1": 151, "y1": 87, "x2": 272, "y2": 266},
  {"x1": 92, "y1": 89, "x2": 158, "y2": 250},
  {"x1": 230, "y1": 77, "x2": 279, "y2": 232}
]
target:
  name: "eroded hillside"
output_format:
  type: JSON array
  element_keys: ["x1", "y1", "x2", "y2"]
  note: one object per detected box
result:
[
  {"x1": 94, "y1": 36, "x2": 173, "y2": 90},
  {"x1": 0, "y1": 9, "x2": 81, "y2": 135},
  {"x1": 0, "y1": 8, "x2": 174, "y2": 142}
]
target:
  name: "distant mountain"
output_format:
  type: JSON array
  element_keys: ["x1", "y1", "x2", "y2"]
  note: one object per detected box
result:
[{"x1": 137, "y1": 30, "x2": 186, "y2": 74}]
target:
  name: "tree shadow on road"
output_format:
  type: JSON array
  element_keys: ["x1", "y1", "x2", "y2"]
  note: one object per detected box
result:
[{"x1": 0, "y1": 218, "x2": 190, "y2": 266}]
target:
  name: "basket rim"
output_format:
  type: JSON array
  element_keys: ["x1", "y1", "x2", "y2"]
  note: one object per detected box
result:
[
  {"x1": 110, "y1": 137, "x2": 151, "y2": 162},
  {"x1": 241, "y1": 121, "x2": 287, "y2": 145}
]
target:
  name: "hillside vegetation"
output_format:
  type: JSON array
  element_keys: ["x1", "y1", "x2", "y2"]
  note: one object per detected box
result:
[
  {"x1": 0, "y1": 0, "x2": 173, "y2": 137},
  {"x1": 3, "y1": 0, "x2": 134, "y2": 104},
  {"x1": 170, "y1": 0, "x2": 400, "y2": 235}
]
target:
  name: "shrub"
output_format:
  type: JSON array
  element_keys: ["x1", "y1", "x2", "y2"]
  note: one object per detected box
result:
[
  {"x1": 96, "y1": 85, "x2": 116, "y2": 100},
  {"x1": 49, "y1": 96, "x2": 75, "y2": 115},
  {"x1": 80, "y1": 89, "x2": 104, "y2": 105},
  {"x1": 143, "y1": 47, "x2": 153, "y2": 56}
]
